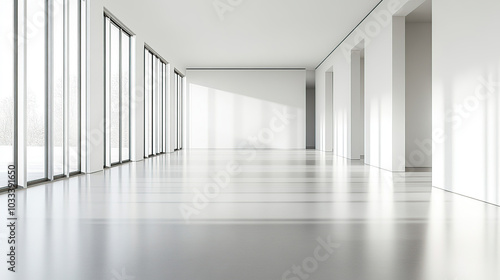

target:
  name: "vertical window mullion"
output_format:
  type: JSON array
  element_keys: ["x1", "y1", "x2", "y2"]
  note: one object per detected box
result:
[
  {"x1": 45, "y1": 0, "x2": 49, "y2": 179},
  {"x1": 179, "y1": 74, "x2": 181, "y2": 149},
  {"x1": 155, "y1": 58, "x2": 159, "y2": 154},
  {"x1": 161, "y1": 64, "x2": 164, "y2": 153},
  {"x1": 152, "y1": 56, "x2": 156, "y2": 155},
  {"x1": 161, "y1": 63, "x2": 165, "y2": 153},
  {"x1": 63, "y1": 0, "x2": 70, "y2": 176},
  {"x1": 163, "y1": 64, "x2": 167, "y2": 153},
  {"x1": 121, "y1": 32, "x2": 130, "y2": 162},
  {"x1": 73, "y1": 0, "x2": 82, "y2": 172},
  {"x1": 155, "y1": 57, "x2": 158, "y2": 155},
  {"x1": 152, "y1": 56, "x2": 155, "y2": 155},
  {"x1": 146, "y1": 51, "x2": 149, "y2": 156},
  {"x1": 47, "y1": 0, "x2": 54, "y2": 180},
  {"x1": 118, "y1": 30, "x2": 122, "y2": 163},
  {"x1": 180, "y1": 75, "x2": 182, "y2": 149},
  {"x1": 81, "y1": 0, "x2": 87, "y2": 173},
  {"x1": 175, "y1": 73, "x2": 177, "y2": 150},
  {"x1": 108, "y1": 23, "x2": 120, "y2": 165},
  {"x1": 144, "y1": 49, "x2": 146, "y2": 157},
  {"x1": 177, "y1": 73, "x2": 181, "y2": 150},
  {"x1": 174, "y1": 72, "x2": 177, "y2": 150},
  {"x1": 158, "y1": 61, "x2": 162, "y2": 154},
  {"x1": 146, "y1": 52, "x2": 149, "y2": 156},
  {"x1": 179, "y1": 75, "x2": 182, "y2": 149},
  {"x1": 104, "y1": 17, "x2": 111, "y2": 167},
  {"x1": 143, "y1": 49, "x2": 148, "y2": 158},
  {"x1": 181, "y1": 75, "x2": 183, "y2": 149},
  {"x1": 150, "y1": 54, "x2": 153, "y2": 156}
]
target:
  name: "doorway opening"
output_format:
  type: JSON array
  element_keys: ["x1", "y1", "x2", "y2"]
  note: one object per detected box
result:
[
  {"x1": 325, "y1": 69, "x2": 334, "y2": 152},
  {"x1": 351, "y1": 41, "x2": 365, "y2": 161},
  {"x1": 405, "y1": 0, "x2": 433, "y2": 171}
]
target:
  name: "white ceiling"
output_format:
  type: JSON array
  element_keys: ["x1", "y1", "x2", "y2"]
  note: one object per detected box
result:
[{"x1": 138, "y1": 0, "x2": 382, "y2": 69}]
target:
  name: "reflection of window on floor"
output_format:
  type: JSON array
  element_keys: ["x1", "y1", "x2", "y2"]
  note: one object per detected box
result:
[
  {"x1": 104, "y1": 16, "x2": 132, "y2": 167},
  {"x1": 144, "y1": 48, "x2": 168, "y2": 157}
]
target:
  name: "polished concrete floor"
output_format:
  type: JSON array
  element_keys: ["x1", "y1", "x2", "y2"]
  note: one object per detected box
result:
[{"x1": 0, "y1": 150, "x2": 499, "y2": 280}]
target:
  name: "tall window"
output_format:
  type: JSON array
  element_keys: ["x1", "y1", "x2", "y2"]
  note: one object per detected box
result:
[
  {"x1": 26, "y1": 0, "x2": 47, "y2": 182},
  {"x1": 0, "y1": 1, "x2": 15, "y2": 189},
  {"x1": 104, "y1": 16, "x2": 131, "y2": 167},
  {"x1": 1, "y1": 0, "x2": 86, "y2": 185},
  {"x1": 144, "y1": 48, "x2": 167, "y2": 157},
  {"x1": 51, "y1": 0, "x2": 83, "y2": 178},
  {"x1": 175, "y1": 71, "x2": 183, "y2": 150},
  {"x1": 68, "y1": 0, "x2": 83, "y2": 174},
  {"x1": 53, "y1": 0, "x2": 65, "y2": 176}
]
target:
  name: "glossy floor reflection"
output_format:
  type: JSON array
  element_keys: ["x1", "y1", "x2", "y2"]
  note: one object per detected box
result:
[{"x1": 0, "y1": 150, "x2": 499, "y2": 280}]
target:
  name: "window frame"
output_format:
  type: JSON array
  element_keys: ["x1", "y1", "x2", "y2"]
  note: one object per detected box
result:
[
  {"x1": 144, "y1": 46, "x2": 168, "y2": 158},
  {"x1": 104, "y1": 14, "x2": 132, "y2": 167}
]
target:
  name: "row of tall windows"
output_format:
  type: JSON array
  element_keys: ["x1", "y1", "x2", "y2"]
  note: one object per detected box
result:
[{"x1": 0, "y1": 0, "x2": 86, "y2": 188}]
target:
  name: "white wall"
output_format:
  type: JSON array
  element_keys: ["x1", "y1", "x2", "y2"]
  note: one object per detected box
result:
[
  {"x1": 433, "y1": 0, "x2": 500, "y2": 205},
  {"x1": 86, "y1": 0, "x2": 186, "y2": 173},
  {"x1": 361, "y1": 57, "x2": 365, "y2": 157},
  {"x1": 350, "y1": 52, "x2": 366, "y2": 160},
  {"x1": 351, "y1": 50, "x2": 363, "y2": 159},
  {"x1": 331, "y1": 55, "x2": 350, "y2": 157},
  {"x1": 405, "y1": 22, "x2": 432, "y2": 168},
  {"x1": 325, "y1": 70, "x2": 334, "y2": 152},
  {"x1": 315, "y1": 0, "x2": 425, "y2": 171},
  {"x1": 186, "y1": 69, "x2": 306, "y2": 149}
]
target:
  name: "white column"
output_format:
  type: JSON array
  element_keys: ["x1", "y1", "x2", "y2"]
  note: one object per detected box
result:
[
  {"x1": 351, "y1": 50, "x2": 363, "y2": 160},
  {"x1": 392, "y1": 16, "x2": 406, "y2": 172}
]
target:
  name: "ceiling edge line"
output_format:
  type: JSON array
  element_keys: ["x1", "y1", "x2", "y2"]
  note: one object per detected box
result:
[
  {"x1": 186, "y1": 68, "x2": 307, "y2": 71},
  {"x1": 315, "y1": 0, "x2": 384, "y2": 70}
]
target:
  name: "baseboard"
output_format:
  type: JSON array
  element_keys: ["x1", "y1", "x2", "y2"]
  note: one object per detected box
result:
[{"x1": 405, "y1": 167, "x2": 432, "y2": 172}]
